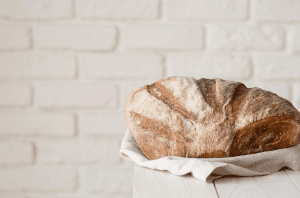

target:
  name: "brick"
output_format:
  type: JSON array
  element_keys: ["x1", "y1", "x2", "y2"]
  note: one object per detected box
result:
[
  {"x1": 255, "y1": 56, "x2": 300, "y2": 80},
  {"x1": 0, "y1": 83, "x2": 31, "y2": 106},
  {"x1": 81, "y1": 165, "x2": 133, "y2": 193},
  {"x1": 77, "y1": 0, "x2": 159, "y2": 19},
  {"x1": 0, "y1": 141, "x2": 33, "y2": 165},
  {"x1": 79, "y1": 110, "x2": 127, "y2": 135},
  {"x1": 0, "y1": 26, "x2": 30, "y2": 50},
  {"x1": 261, "y1": 82, "x2": 290, "y2": 101},
  {"x1": 0, "y1": 113, "x2": 74, "y2": 136},
  {"x1": 36, "y1": 83, "x2": 117, "y2": 108},
  {"x1": 80, "y1": 53, "x2": 163, "y2": 79},
  {"x1": 166, "y1": 53, "x2": 251, "y2": 80},
  {"x1": 292, "y1": 84, "x2": 300, "y2": 110},
  {"x1": 294, "y1": 25, "x2": 300, "y2": 52},
  {"x1": 0, "y1": 193, "x2": 30, "y2": 198},
  {"x1": 254, "y1": 0, "x2": 300, "y2": 22},
  {"x1": 112, "y1": 193, "x2": 133, "y2": 198},
  {"x1": 0, "y1": 167, "x2": 77, "y2": 192},
  {"x1": 30, "y1": 193, "x2": 133, "y2": 198},
  {"x1": 35, "y1": 25, "x2": 116, "y2": 51},
  {"x1": 123, "y1": 25, "x2": 203, "y2": 50},
  {"x1": 31, "y1": 196, "x2": 84, "y2": 198},
  {"x1": 165, "y1": 0, "x2": 247, "y2": 21},
  {"x1": 0, "y1": 0, "x2": 72, "y2": 19},
  {"x1": 0, "y1": 52, "x2": 75, "y2": 79},
  {"x1": 37, "y1": 137, "x2": 121, "y2": 164},
  {"x1": 207, "y1": 25, "x2": 285, "y2": 51}
]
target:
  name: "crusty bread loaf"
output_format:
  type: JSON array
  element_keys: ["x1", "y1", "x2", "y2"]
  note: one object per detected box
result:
[{"x1": 124, "y1": 76, "x2": 300, "y2": 160}]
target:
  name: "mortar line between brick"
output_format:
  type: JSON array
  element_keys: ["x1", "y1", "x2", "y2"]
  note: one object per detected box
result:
[
  {"x1": 72, "y1": 0, "x2": 76, "y2": 20},
  {"x1": 158, "y1": 0, "x2": 163, "y2": 21},
  {"x1": 247, "y1": 0, "x2": 255, "y2": 24}
]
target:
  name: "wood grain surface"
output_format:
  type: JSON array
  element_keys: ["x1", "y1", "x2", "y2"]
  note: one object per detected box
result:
[
  {"x1": 133, "y1": 163, "x2": 300, "y2": 198},
  {"x1": 133, "y1": 163, "x2": 219, "y2": 198},
  {"x1": 286, "y1": 169, "x2": 300, "y2": 190},
  {"x1": 214, "y1": 168, "x2": 300, "y2": 198}
]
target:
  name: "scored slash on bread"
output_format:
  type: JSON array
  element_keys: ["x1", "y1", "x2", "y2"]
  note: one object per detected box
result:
[{"x1": 124, "y1": 76, "x2": 300, "y2": 160}]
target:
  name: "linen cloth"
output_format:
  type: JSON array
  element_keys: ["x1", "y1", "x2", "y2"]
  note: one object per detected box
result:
[{"x1": 119, "y1": 128, "x2": 300, "y2": 183}]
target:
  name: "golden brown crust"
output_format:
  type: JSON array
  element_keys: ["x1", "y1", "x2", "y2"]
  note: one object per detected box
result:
[
  {"x1": 124, "y1": 76, "x2": 300, "y2": 160},
  {"x1": 230, "y1": 115, "x2": 299, "y2": 157},
  {"x1": 148, "y1": 82, "x2": 198, "y2": 122}
]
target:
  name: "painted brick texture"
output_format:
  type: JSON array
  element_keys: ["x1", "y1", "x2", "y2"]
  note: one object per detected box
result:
[
  {"x1": 0, "y1": 141, "x2": 33, "y2": 165},
  {"x1": 165, "y1": 0, "x2": 248, "y2": 21},
  {"x1": 36, "y1": 83, "x2": 118, "y2": 108},
  {"x1": 0, "y1": 167, "x2": 77, "y2": 191},
  {"x1": 77, "y1": 0, "x2": 159, "y2": 20},
  {"x1": 79, "y1": 53, "x2": 163, "y2": 79},
  {"x1": 167, "y1": 53, "x2": 252, "y2": 80},
  {"x1": 35, "y1": 25, "x2": 117, "y2": 51},
  {"x1": 37, "y1": 137, "x2": 122, "y2": 164},
  {"x1": 294, "y1": 25, "x2": 300, "y2": 52},
  {"x1": 123, "y1": 25, "x2": 203, "y2": 50},
  {"x1": 0, "y1": 26, "x2": 31, "y2": 50},
  {"x1": 0, "y1": 52, "x2": 75, "y2": 79},
  {"x1": 0, "y1": 0, "x2": 72, "y2": 20},
  {"x1": 0, "y1": 113, "x2": 74, "y2": 136},
  {"x1": 254, "y1": 0, "x2": 300, "y2": 22},
  {"x1": 207, "y1": 25, "x2": 285, "y2": 51},
  {"x1": 0, "y1": 83, "x2": 31, "y2": 106},
  {"x1": 0, "y1": 0, "x2": 300, "y2": 197}
]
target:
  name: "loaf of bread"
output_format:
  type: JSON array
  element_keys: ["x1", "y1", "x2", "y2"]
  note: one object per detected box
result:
[{"x1": 124, "y1": 76, "x2": 300, "y2": 160}]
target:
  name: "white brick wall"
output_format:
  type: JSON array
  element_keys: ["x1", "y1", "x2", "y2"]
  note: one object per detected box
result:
[
  {"x1": 0, "y1": 0, "x2": 72, "y2": 20},
  {"x1": 206, "y1": 25, "x2": 285, "y2": 51},
  {"x1": 35, "y1": 25, "x2": 117, "y2": 51},
  {"x1": 164, "y1": 0, "x2": 248, "y2": 21},
  {"x1": 0, "y1": 167, "x2": 77, "y2": 191},
  {"x1": 0, "y1": 52, "x2": 75, "y2": 79},
  {"x1": 254, "y1": 0, "x2": 300, "y2": 22},
  {"x1": 0, "y1": 0, "x2": 300, "y2": 197},
  {"x1": 36, "y1": 83, "x2": 118, "y2": 108},
  {"x1": 79, "y1": 110, "x2": 127, "y2": 135},
  {"x1": 0, "y1": 26, "x2": 31, "y2": 50},
  {"x1": 0, "y1": 83, "x2": 31, "y2": 106},
  {"x1": 79, "y1": 53, "x2": 163, "y2": 79},
  {"x1": 76, "y1": 0, "x2": 159, "y2": 20},
  {"x1": 255, "y1": 55, "x2": 300, "y2": 80},
  {"x1": 294, "y1": 25, "x2": 300, "y2": 52},
  {"x1": 0, "y1": 141, "x2": 33, "y2": 165},
  {"x1": 166, "y1": 53, "x2": 252, "y2": 80},
  {"x1": 123, "y1": 25, "x2": 203, "y2": 50},
  {"x1": 0, "y1": 193, "x2": 31, "y2": 198},
  {"x1": 37, "y1": 137, "x2": 121, "y2": 164},
  {"x1": 0, "y1": 113, "x2": 74, "y2": 136},
  {"x1": 81, "y1": 165, "x2": 134, "y2": 193}
]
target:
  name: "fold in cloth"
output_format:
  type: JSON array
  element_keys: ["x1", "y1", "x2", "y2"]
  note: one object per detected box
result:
[{"x1": 119, "y1": 128, "x2": 300, "y2": 183}]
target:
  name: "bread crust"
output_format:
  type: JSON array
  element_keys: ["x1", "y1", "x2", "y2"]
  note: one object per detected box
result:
[{"x1": 124, "y1": 76, "x2": 300, "y2": 159}]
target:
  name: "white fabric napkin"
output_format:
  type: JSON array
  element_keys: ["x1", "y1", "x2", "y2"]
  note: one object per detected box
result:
[{"x1": 119, "y1": 128, "x2": 300, "y2": 183}]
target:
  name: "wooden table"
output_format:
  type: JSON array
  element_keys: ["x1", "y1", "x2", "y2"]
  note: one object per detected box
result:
[{"x1": 133, "y1": 163, "x2": 300, "y2": 198}]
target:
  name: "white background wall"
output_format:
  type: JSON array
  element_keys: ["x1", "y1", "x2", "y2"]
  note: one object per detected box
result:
[{"x1": 0, "y1": 0, "x2": 300, "y2": 197}]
